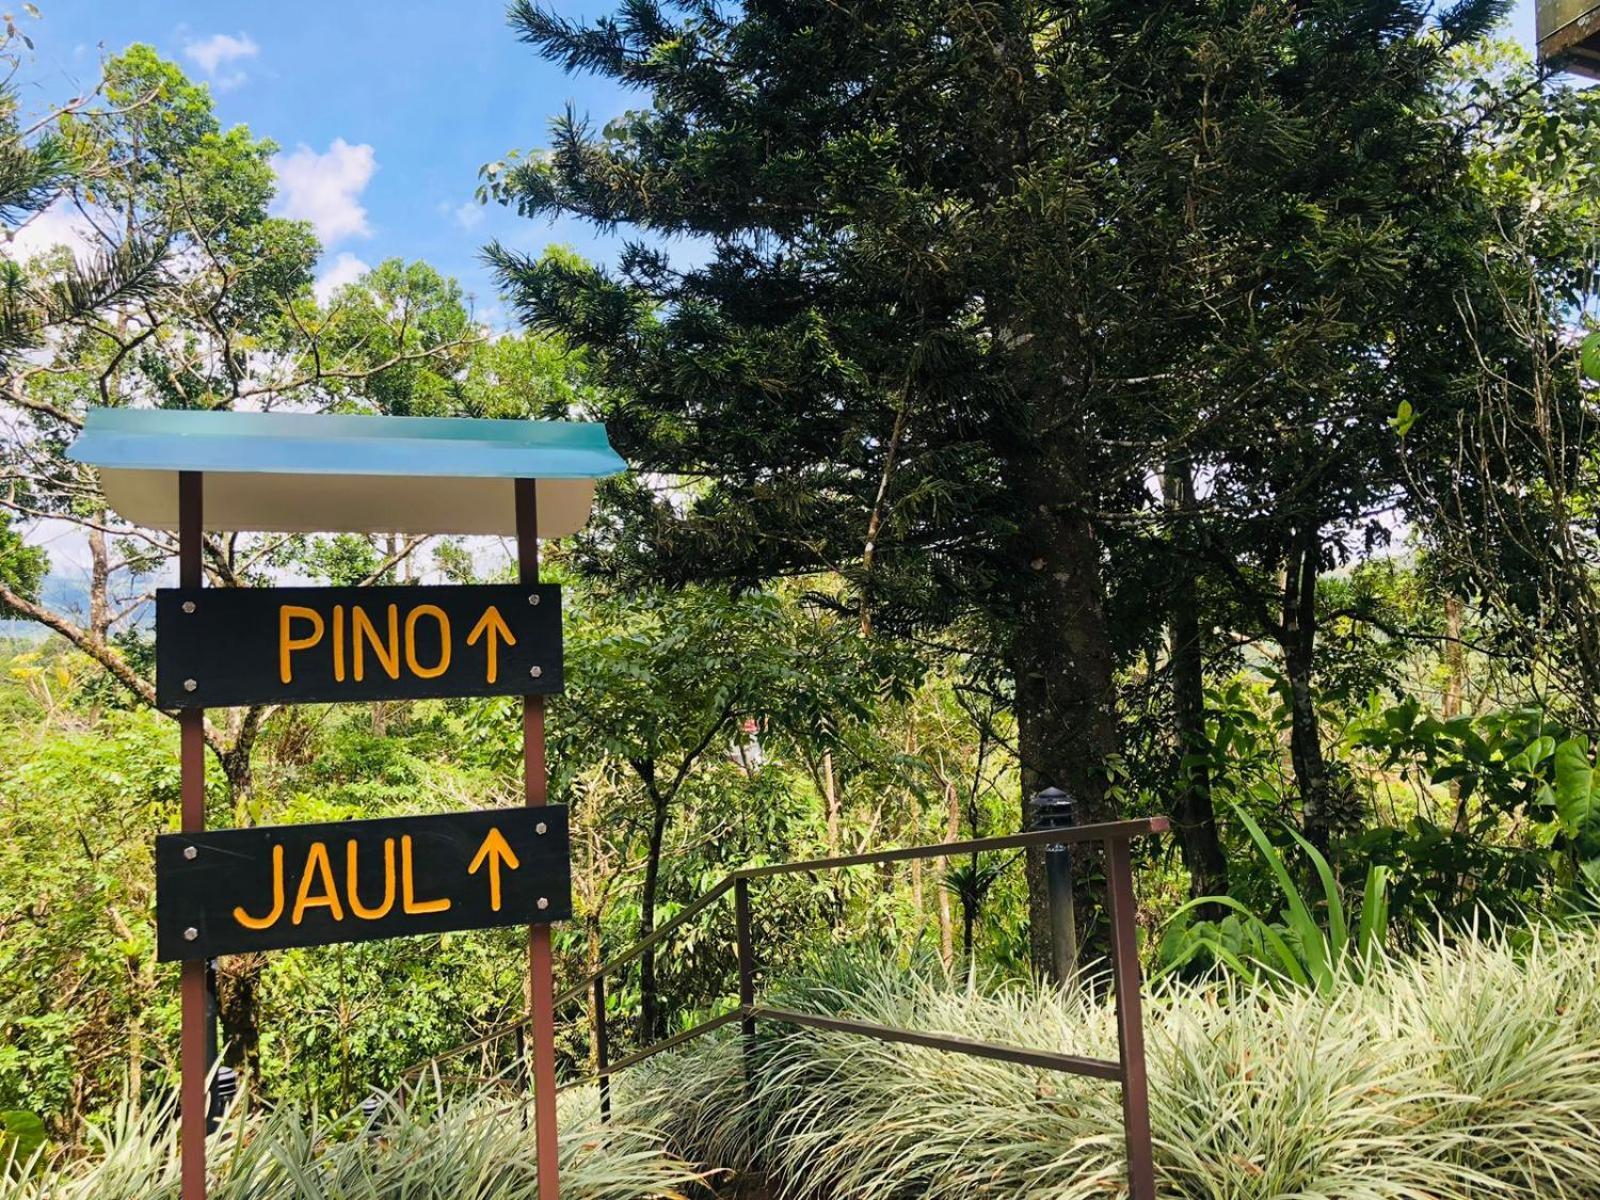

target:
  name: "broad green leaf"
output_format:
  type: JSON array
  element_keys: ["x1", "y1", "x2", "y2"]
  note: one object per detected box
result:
[
  {"x1": 1582, "y1": 330, "x2": 1600, "y2": 381},
  {"x1": 1554, "y1": 738, "x2": 1598, "y2": 833}
]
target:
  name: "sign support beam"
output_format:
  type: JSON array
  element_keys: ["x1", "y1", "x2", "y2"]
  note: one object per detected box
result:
[
  {"x1": 517, "y1": 477, "x2": 560, "y2": 1200},
  {"x1": 179, "y1": 470, "x2": 207, "y2": 1200}
]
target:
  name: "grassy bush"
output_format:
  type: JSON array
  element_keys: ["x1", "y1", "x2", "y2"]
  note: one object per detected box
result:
[
  {"x1": 5, "y1": 1084, "x2": 702, "y2": 1199},
  {"x1": 618, "y1": 927, "x2": 1600, "y2": 1199}
]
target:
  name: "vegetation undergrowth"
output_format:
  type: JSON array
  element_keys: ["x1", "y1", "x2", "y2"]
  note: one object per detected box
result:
[
  {"x1": 3, "y1": 1084, "x2": 701, "y2": 1200},
  {"x1": 618, "y1": 927, "x2": 1600, "y2": 1199},
  {"x1": 1159, "y1": 803, "x2": 1392, "y2": 994}
]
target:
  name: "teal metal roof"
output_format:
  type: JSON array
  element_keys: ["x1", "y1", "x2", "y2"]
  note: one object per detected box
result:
[
  {"x1": 66, "y1": 408, "x2": 627, "y2": 538},
  {"x1": 68, "y1": 407, "x2": 625, "y2": 480}
]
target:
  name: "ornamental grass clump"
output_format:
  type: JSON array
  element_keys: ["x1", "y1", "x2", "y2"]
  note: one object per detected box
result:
[
  {"x1": 6, "y1": 1083, "x2": 701, "y2": 1200},
  {"x1": 619, "y1": 926, "x2": 1600, "y2": 1199}
]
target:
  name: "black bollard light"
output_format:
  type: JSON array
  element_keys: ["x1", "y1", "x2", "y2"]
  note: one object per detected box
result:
[
  {"x1": 207, "y1": 1066, "x2": 237, "y2": 1133},
  {"x1": 360, "y1": 1092, "x2": 383, "y2": 1137},
  {"x1": 1030, "y1": 787, "x2": 1079, "y2": 984}
]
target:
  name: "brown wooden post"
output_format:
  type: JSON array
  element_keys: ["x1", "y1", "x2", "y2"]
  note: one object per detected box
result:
[
  {"x1": 1104, "y1": 834, "x2": 1156, "y2": 1200},
  {"x1": 516, "y1": 478, "x2": 561, "y2": 1200},
  {"x1": 178, "y1": 471, "x2": 207, "y2": 1200}
]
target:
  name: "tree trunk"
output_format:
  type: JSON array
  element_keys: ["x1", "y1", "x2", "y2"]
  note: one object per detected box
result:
[
  {"x1": 1442, "y1": 594, "x2": 1465, "y2": 721},
  {"x1": 1443, "y1": 593, "x2": 1470, "y2": 833},
  {"x1": 1164, "y1": 463, "x2": 1228, "y2": 909},
  {"x1": 822, "y1": 751, "x2": 840, "y2": 854},
  {"x1": 215, "y1": 746, "x2": 264, "y2": 1076},
  {"x1": 215, "y1": 954, "x2": 263, "y2": 1078},
  {"x1": 907, "y1": 788, "x2": 923, "y2": 937},
  {"x1": 1282, "y1": 525, "x2": 1330, "y2": 851},
  {"x1": 87, "y1": 517, "x2": 110, "y2": 644},
  {"x1": 637, "y1": 770, "x2": 669, "y2": 1043},
  {"x1": 1010, "y1": 470, "x2": 1120, "y2": 978},
  {"x1": 937, "y1": 778, "x2": 957, "y2": 968}
]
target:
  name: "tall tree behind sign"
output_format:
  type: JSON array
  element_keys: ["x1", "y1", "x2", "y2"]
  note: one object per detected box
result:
[
  {"x1": 487, "y1": 0, "x2": 1507, "y2": 960},
  {"x1": 0, "y1": 44, "x2": 583, "y2": 1077}
]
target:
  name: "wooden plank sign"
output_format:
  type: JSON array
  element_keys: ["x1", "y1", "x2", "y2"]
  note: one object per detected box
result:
[
  {"x1": 155, "y1": 807, "x2": 571, "y2": 960},
  {"x1": 155, "y1": 583, "x2": 562, "y2": 708}
]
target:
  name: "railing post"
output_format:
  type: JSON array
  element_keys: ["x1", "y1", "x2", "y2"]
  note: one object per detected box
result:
[
  {"x1": 592, "y1": 974, "x2": 611, "y2": 1121},
  {"x1": 1104, "y1": 834, "x2": 1156, "y2": 1200},
  {"x1": 735, "y1": 876, "x2": 755, "y2": 1081},
  {"x1": 178, "y1": 470, "x2": 208, "y2": 1200},
  {"x1": 515, "y1": 478, "x2": 560, "y2": 1200}
]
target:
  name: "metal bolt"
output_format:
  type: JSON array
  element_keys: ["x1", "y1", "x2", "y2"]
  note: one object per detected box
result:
[
  {"x1": 529, "y1": 665, "x2": 542, "y2": 679},
  {"x1": 183, "y1": 845, "x2": 198, "y2": 860},
  {"x1": 528, "y1": 593, "x2": 541, "y2": 606},
  {"x1": 183, "y1": 678, "x2": 198, "y2": 693},
  {"x1": 182, "y1": 600, "x2": 196, "y2": 614},
  {"x1": 535, "y1": 821, "x2": 547, "y2": 835},
  {"x1": 184, "y1": 927, "x2": 198, "y2": 941},
  {"x1": 537, "y1": 897, "x2": 549, "y2": 910}
]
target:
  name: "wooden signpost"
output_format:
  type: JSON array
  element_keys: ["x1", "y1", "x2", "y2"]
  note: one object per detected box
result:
[{"x1": 67, "y1": 407, "x2": 626, "y2": 1200}]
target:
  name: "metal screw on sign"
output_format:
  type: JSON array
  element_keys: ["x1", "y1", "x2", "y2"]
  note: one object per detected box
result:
[
  {"x1": 529, "y1": 665, "x2": 542, "y2": 679},
  {"x1": 182, "y1": 600, "x2": 196, "y2": 614},
  {"x1": 537, "y1": 897, "x2": 549, "y2": 910},
  {"x1": 528, "y1": 593, "x2": 540, "y2": 605},
  {"x1": 536, "y1": 821, "x2": 547, "y2": 835},
  {"x1": 183, "y1": 679, "x2": 198, "y2": 693},
  {"x1": 184, "y1": 927, "x2": 198, "y2": 942},
  {"x1": 184, "y1": 845, "x2": 198, "y2": 860}
]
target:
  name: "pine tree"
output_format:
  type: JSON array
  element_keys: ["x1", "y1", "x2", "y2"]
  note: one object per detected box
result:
[{"x1": 489, "y1": 0, "x2": 1507, "y2": 955}]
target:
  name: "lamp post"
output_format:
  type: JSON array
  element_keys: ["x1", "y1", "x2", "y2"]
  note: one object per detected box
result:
[
  {"x1": 1030, "y1": 787, "x2": 1079, "y2": 983},
  {"x1": 207, "y1": 1067, "x2": 236, "y2": 1134}
]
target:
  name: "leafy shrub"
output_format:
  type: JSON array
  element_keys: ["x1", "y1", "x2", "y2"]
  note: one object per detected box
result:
[
  {"x1": 5, "y1": 1083, "x2": 700, "y2": 1199},
  {"x1": 1158, "y1": 804, "x2": 1389, "y2": 993},
  {"x1": 618, "y1": 926, "x2": 1600, "y2": 1199}
]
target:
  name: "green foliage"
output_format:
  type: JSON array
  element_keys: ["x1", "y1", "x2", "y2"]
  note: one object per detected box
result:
[
  {"x1": 1349, "y1": 700, "x2": 1600, "y2": 917},
  {"x1": 0, "y1": 512, "x2": 46, "y2": 617},
  {"x1": 1159, "y1": 805, "x2": 1390, "y2": 995},
  {"x1": 7, "y1": 1083, "x2": 699, "y2": 1199},
  {"x1": 623, "y1": 924, "x2": 1600, "y2": 1199},
  {"x1": 0, "y1": 1109, "x2": 46, "y2": 1171}
]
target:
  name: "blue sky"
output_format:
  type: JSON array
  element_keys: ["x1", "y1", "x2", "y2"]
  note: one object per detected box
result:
[
  {"x1": 12, "y1": 1, "x2": 1544, "y2": 325},
  {"x1": 12, "y1": 1, "x2": 669, "y2": 322}
]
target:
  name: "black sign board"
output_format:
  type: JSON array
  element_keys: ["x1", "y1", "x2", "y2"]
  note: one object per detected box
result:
[
  {"x1": 155, "y1": 807, "x2": 570, "y2": 960},
  {"x1": 155, "y1": 583, "x2": 562, "y2": 709}
]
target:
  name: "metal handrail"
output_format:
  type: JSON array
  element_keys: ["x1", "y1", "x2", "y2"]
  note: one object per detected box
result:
[
  {"x1": 745, "y1": 1005, "x2": 1125, "y2": 1080},
  {"x1": 561, "y1": 818, "x2": 1164, "y2": 1008},
  {"x1": 399, "y1": 816, "x2": 1167, "y2": 1200},
  {"x1": 405, "y1": 819, "x2": 1161, "y2": 1081},
  {"x1": 733, "y1": 817, "x2": 1165, "y2": 880}
]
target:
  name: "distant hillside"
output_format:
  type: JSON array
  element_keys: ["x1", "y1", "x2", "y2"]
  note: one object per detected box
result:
[{"x1": 0, "y1": 572, "x2": 93, "y2": 639}]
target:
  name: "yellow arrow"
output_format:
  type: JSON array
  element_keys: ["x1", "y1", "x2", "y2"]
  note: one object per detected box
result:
[
  {"x1": 466, "y1": 605, "x2": 517, "y2": 684},
  {"x1": 468, "y1": 827, "x2": 521, "y2": 912}
]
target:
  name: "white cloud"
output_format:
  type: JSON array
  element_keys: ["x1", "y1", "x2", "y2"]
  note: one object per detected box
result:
[
  {"x1": 3, "y1": 201, "x2": 98, "y2": 265},
  {"x1": 183, "y1": 32, "x2": 259, "y2": 89},
  {"x1": 272, "y1": 139, "x2": 377, "y2": 246},
  {"x1": 454, "y1": 200, "x2": 485, "y2": 231},
  {"x1": 314, "y1": 251, "x2": 370, "y2": 303}
]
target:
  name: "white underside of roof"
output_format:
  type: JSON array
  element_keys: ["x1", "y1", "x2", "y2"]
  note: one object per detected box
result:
[{"x1": 101, "y1": 470, "x2": 597, "y2": 538}]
